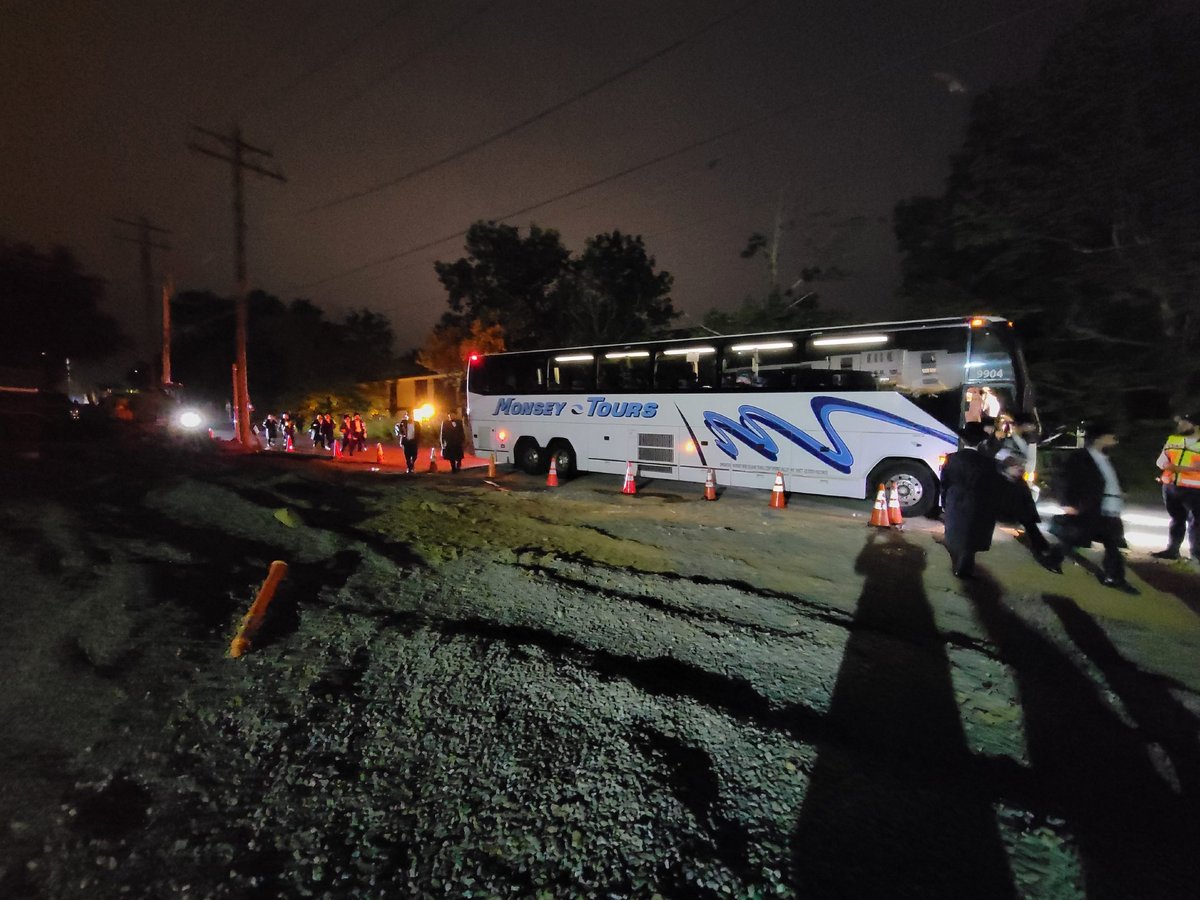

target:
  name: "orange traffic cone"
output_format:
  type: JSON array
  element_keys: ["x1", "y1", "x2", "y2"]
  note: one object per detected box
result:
[
  {"x1": 376, "y1": 442, "x2": 385, "y2": 464},
  {"x1": 703, "y1": 469, "x2": 717, "y2": 501},
  {"x1": 869, "y1": 483, "x2": 890, "y2": 527},
  {"x1": 333, "y1": 440, "x2": 342, "y2": 459},
  {"x1": 621, "y1": 461, "x2": 637, "y2": 495},
  {"x1": 547, "y1": 457, "x2": 559, "y2": 487},
  {"x1": 427, "y1": 447, "x2": 438, "y2": 473},
  {"x1": 887, "y1": 481, "x2": 905, "y2": 527},
  {"x1": 285, "y1": 434, "x2": 294, "y2": 452},
  {"x1": 768, "y1": 471, "x2": 787, "y2": 508},
  {"x1": 487, "y1": 452, "x2": 497, "y2": 478}
]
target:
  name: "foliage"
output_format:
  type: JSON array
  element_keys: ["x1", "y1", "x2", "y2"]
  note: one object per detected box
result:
[
  {"x1": 0, "y1": 240, "x2": 128, "y2": 369},
  {"x1": 170, "y1": 290, "x2": 398, "y2": 411},
  {"x1": 417, "y1": 318, "x2": 506, "y2": 376},
  {"x1": 566, "y1": 231, "x2": 676, "y2": 345},
  {"x1": 893, "y1": 0, "x2": 1200, "y2": 424},
  {"x1": 703, "y1": 279, "x2": 849, "y2": 335},
  {"x1": 433, "y1": 222, "x2": 677, "y2": 350}
]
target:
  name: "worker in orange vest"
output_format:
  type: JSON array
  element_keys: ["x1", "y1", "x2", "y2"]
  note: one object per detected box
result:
[{"x1": 1152, "y1": 411, "x2": 1200, "y2": 563}]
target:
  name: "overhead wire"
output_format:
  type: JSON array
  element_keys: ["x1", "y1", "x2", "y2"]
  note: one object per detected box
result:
[
  {"x1": 233, "y1": 2, "x2": 415, "y2": 119},
  {"x1": 297, "y1": 0, "x2": 763, "y2": 215},
  {"x1": 280, "y1": 0, "x2": 495, "y2": 144},
  {"x1": 292, "y1": 0, "x2": 1074, "y2": 292}
]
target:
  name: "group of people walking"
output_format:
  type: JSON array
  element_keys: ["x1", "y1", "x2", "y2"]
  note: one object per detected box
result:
[
  {"x1": 941, "y1": 410, "x2": 1199, "y2": 590},
  {"x1": 392, "y1": 410, "x2": 465, "y2": 473}
]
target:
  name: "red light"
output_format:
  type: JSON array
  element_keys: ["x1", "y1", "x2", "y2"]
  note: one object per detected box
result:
[{"x1": 467, "y1": 351, "x2": 480, "y2": 364}]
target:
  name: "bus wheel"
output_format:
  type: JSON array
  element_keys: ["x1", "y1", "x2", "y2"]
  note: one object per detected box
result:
[
  {"x1": 548, "y1": 441, "x2": 576, "y2": 478},
  {"x1": 515, "y1": 439, "x2": 546, "y2": 475},
  {"x1": 869, "y1": 462, "x2": 937, "y2": 518}
]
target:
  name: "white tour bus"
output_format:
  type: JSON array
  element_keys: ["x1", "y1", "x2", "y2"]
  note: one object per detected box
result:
[{"x1": 466, "y1": 315, "x2": 1035, "y2": 516}]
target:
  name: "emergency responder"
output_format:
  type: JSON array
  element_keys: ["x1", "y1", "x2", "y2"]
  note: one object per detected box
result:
[{"x1": 1152, "y1": 411, "x2": 1200, "y2": 563}]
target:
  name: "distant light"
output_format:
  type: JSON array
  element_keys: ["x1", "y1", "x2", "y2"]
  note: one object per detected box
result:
[
  {"x1": 178, "y1": 409, "x2": 203, "y2": 429},
  {"x1": 730, "y1": 341, "x2": 794, "y2": 352},
  {"x1": 811, "y1": 334, "x2": 887, "y2": 348},
  {"x1": 467, "y1": 351, "x2": 480, "y2": 364},
  {"x1": 554, "y1": 353, "x2": 594, "y2": 363},
  {"x1": 662, "y1": 346, "x2": 716, "y2": 356},
  {"x1": 414, "y1": 403, "x2": 435, "y2": 422},
  {"x1": 970, "y1": 317, "x2": 988, "y2": 328},
  {"x1": 604, "y1": 350, "x2": 650, "y2": 359}
]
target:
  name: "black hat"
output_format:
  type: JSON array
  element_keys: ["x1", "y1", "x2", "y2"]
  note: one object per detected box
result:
[
  {"x1": 959, "y1": 421, "x2": 990, "y2": 445},
  {"x1": 1176, "y1": 411, "x2": 1199, "y2": 425},
  {"x1": 1083, "y1": 417, "x2": 1117, "y2": 441}
]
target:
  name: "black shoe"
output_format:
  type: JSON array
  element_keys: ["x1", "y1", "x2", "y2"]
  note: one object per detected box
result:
[
  {"x1": 1036, "y1": 549, "x2": 1063, "y2": 574},
  {"x1": 1151, "y1": 549, "x2": 1180, "y2": 560},
  {"x1": 1099, "y1": 575, "x2": 1138, "y2": 594}
]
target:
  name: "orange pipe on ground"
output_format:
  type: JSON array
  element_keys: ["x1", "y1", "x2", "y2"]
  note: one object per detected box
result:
[{"x1": 229, "y1": 560, "x2": 288, "y2": 658}]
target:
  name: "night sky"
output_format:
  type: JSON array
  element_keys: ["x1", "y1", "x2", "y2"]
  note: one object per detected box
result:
[{"x1": 1, "y1": 0, "x2": 1086, "y2": 369}]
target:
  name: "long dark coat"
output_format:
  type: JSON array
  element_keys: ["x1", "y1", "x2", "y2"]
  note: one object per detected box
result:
[
  {"x1": 941, "y1": 447, "x2": 1001, "y2": 555},
  {"x1": 440, "y1": 417, "x2": 465, "y2": 462},
  {"x1": 1054, "y1": 449, "x2": 1127, "y2": 548}
]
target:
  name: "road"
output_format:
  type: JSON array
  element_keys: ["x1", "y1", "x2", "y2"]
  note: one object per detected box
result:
[{"x1": 3, "y1": 434, "x2": 1199, "y2": 897}]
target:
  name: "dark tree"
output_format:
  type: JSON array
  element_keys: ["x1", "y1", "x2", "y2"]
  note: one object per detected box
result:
[
  {"x1": 566, "y1": 230, "x2": 677, "y2": 344},
  {"x1": 0, "y1": 241, "x2": 128, "y2": 374},
  {"x1": 171, "y1": 290, "x2": 398, "y2": 410},
  {"x1": 434, "y1": 222, "x2": 571, "y2": 350},
  {"x1": 893, "y1": 0, "x2": 1200, "y2": 423}
]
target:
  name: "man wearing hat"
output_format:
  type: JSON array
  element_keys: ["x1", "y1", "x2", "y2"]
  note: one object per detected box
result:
[
  {"x1": 1054, "y1": 419, "x2": 1130, "y2": 589},
  {"x1": 1152, "y1": 411, "x2": 1200, "y2": 563},
  {"x1": 941, "y1": 420, "x2": 1002, "y2": 578}
]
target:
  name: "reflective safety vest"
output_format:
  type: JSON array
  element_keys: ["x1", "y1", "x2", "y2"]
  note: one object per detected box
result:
[{"x1": 1158, "y1": 434, "x2": 1200, "y2": 488}]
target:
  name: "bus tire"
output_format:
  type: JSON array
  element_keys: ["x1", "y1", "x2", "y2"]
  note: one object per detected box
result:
[
  {"x1": 867, "y1": 460, "x2": 937, "y2": 518},
  {"x1": 515, "y1": 438, "x2": 546, "y2": 475},
  {"x1": 547, "y1": 440, "x2": 577, "y2": 478}
]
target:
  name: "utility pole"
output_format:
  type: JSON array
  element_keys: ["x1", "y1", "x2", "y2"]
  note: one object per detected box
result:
[
  {"x1": 188, "y1": 123, "x2": 286, "y2": 446},
  {"x1": 161, "y1": 276, "x2": 174, "y2": 386},
  {"x1": 113, "y1": 216, "x2": 171, "y2": 373}
]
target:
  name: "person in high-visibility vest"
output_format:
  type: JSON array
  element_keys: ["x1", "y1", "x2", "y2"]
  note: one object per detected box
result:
[{"x1": 1152, "y1": 411, "x2": 1200, "y2": 562}]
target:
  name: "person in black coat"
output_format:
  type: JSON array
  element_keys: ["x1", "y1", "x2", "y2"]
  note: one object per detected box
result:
[
  {"x1": 941, "y1": 421, "x2": 1001, "y2": 578},
  {"x1": 1052, "y1": 419, "x2": 1130, "y2": 589},
  {"x1": 440, "y1": 411, "x2": 466, "y2": 473}
]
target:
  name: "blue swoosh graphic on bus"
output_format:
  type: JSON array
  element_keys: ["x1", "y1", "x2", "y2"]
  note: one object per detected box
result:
[{"x1": 702, "y1": 397, "x2": 957, "y2": 474}]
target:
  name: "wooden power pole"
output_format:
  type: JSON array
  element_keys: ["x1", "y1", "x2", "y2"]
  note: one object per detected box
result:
[
  {"x1": 113, "y1": 216, "x2": 171, "y2": 373},
  {"x1": 188, "y1": 123, "x2": 286, "y2": 446}
]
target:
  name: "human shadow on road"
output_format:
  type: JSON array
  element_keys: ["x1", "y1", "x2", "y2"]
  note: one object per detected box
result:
[
  {"x1": 790, "y1": 531, "x2": 1016, "y2": 898},
  {"x1": 1043, "y1": 593, "x2": 1200, "y2": 797},
  {"x1": 964, "y1": 575, "x2": 1199, "y2": 898}
]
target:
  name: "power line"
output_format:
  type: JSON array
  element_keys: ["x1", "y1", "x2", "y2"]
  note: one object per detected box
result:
[
  {"x1": 279, "y1": 0, "x2": 494, "y2": 145},
  {"x1": 234, "y1": 2, "x2": 414, "y2": 118},
  {"x1": 294, "y1": 0, "x2": 1073, "y2": 290},
  {"x1": 298, "y1": 0, "x2": 762, "y2": 215}
]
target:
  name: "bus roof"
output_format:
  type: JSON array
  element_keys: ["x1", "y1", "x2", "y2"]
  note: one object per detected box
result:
[{"x1": 480, "y1": 315, "x2": 1010, "y2": 359}]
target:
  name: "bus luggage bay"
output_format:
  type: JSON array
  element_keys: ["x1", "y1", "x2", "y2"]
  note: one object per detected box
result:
[{"x1": 466, "y1": 315, "x2": 1034, "y2": 516}]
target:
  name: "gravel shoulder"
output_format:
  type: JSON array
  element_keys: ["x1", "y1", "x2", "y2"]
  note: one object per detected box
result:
[{"x1": 2, "y1": 440, "x2": 1198, "y2": 898}]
